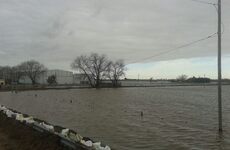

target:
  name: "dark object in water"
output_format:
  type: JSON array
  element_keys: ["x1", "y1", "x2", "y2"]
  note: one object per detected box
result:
[
  {"x1": 70, "y1": 100, "x2": 72, "y2": 103},
  {"x1": 141, "y1": 111, "x2": 143, "y2": 117}
]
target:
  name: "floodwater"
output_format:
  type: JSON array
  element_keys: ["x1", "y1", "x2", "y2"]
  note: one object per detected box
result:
[{"x1": 1, "y1": 86, "x2": 230, "y2": 150}]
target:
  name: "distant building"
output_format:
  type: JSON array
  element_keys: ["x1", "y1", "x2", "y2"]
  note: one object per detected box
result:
[
  {"x1": 73, "y1": 73, "x2": 91, "y2": 85},
  {"x1": 39, "y1": 69, "x2": 74, "y2": 85},
  {"x1": 19, "y1": 69, "x2": 73, "y2": 85},
  {"x1": 19, "y1": 70, "x2": 91, "y2": 85}
]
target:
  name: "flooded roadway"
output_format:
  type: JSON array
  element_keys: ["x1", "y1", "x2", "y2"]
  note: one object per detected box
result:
[{"x1": 1, "y1": 86, "x2": 230, "y2": 150}]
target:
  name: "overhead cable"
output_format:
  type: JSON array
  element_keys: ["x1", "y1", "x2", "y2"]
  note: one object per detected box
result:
[{"x1": 127, "y1": 32, "x2": 217, "y2": 64}]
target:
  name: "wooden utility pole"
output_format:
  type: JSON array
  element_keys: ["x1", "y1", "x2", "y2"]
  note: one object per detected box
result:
[{"x1": 217, "y1": 0, "x2": 222, "y2": 132}]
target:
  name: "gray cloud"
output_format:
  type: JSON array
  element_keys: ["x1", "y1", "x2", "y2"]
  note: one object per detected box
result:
[{"x1": 0, "y1": 0, "x2": 229, "y2": 70}]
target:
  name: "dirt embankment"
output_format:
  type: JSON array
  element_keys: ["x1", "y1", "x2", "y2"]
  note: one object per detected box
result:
[{"x1": 0, "y1": 113, "x2": 65, "y2": 150}]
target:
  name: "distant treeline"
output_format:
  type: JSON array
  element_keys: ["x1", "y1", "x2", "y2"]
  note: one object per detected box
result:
[
  {"x1": 122, "y1": 77, "x2": 212, "y2": 83},
  {"x1": 173, "y1": 75, "x2": 211, "y2": 83},
  {"x1": 186, "y1": 77, "x2": 211, "y2": 83}
]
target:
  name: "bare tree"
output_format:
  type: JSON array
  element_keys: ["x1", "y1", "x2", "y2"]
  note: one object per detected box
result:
[
  {"x1": 11, "y1": 65, "x2": 25, "y2": 84},
  {"x1": 19, "y1": 60, "x2": 47, "y2": 85},
  {"x1": 0, "y1": 66, "x2": 14, "y2": 84},
  {"x1": 107, "y1": 60, "x2": 126, "y2": 87},
  {"x1": 177, "y1": 74, "x2": 188, "y2": 82},
  {"x1": 71, "y1": 55, "x2": 94, "y2": 87},
  {"x1": 71, "y1": 53, "x2": 111, "y2": 88},
  {"x1": 0, "y1": 65, "x2": 27, "y2": 84},
  {"x1": 149, "y1": 77, "x2": 153, "y2": 83}
]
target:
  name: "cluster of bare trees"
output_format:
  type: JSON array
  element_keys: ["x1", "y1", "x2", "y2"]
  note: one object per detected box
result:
[
  {"x1": 0, "y1": 60, "x2": 47, "y2": 85},
  {"x1": 71, "y1": 53, "x2": 126, "y2": 88},
  {"x1": 1, "y1": 54, "x2": 126, "y2": 87}
]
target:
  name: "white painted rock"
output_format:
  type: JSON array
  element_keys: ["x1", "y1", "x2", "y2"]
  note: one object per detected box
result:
[
  {"x1": 40, "y1": 122, "x2": 54, "y2": 131},
  {"x1": 24, "y1": 117, "x2": 35, "y2": 124},
  {"x1": 0, "y1": 106, "x2": 7, "y2": 111},
  {"x1": 69, "y1": 132, "x2": 83, "y2": 142},
  {"x1": 93, "y1": 142, "x2": 111, "y2": 150},
  {"x1": 81, "y1": 140, "x2": 93, "y2": 147},
  {"x1": 103, "y1": 146, "x2": 111, "y2": 150},
  {"x1": 16, "y1": 114, "x2": 24, "y2": 121},
  {"x1": 61, "y1": 128, "x2": 69, "y2": 136},
  {"x1": 6, "y1": 110, "x2": 15, "y2": 118}
]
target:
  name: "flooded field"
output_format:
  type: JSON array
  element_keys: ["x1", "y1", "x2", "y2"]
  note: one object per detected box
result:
[{"x1": 1, "y1": 86, "x2": 230, "y2": 150}]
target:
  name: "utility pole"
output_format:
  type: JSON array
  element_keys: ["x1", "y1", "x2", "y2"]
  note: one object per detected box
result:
[{"x1": 217, "y1": 0, "x2": 222, "y2": 132}]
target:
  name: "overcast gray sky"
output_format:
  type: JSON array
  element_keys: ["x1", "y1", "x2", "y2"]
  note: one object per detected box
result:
[{"x1": 0, "y1": 0, "x2": 229, "y2": 78}]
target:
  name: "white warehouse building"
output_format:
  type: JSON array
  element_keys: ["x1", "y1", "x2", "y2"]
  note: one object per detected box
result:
[
  {"x1": 39, "y1": 69, "x2": 74, "y2": 85},
  {"x1": 19, "y1": 69, "x2": 89, "y2": 85}
]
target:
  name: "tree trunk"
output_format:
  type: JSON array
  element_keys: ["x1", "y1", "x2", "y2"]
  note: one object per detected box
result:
[
  {"x1": 31, "y1": 78, "x2": 36, "y2": 85},
  {"x1": 95, "y1": 77, "x2": 100, "y2": 88}
]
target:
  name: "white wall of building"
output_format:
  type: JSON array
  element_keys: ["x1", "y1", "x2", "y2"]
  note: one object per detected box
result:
[
  {"x1": 73, "y1": 74, "x2": 89, "y2": 85},
  {"x1": 19, "y1": 70, "x2": 74, "y2": 85},
  {"x1": 39, "y1": 70, "x2": 74, "y2": 85},
  {"x1": 19, "y1": 70, "x2": 91, "y2": 85}
]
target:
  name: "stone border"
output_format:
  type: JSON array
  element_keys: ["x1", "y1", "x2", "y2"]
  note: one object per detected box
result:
[{"x1": 0, "y1": 105, "x2": 111, "y2": 150}]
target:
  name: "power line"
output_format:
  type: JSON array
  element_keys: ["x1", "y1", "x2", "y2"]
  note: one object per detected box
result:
[
  {"x1": 127, "y1": 0, "x2": 222, "y2": 65},
  {"x1": 127, "y1": 32, "x2": 217, "y2": 64},
  {"x1": 190, "y1": 0, "x2": 217, "y2": 5}
]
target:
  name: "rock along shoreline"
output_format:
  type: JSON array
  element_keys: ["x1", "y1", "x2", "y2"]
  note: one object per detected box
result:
[{"x1": 0, "y1": 105, "x2": 111, "y2": 150}]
